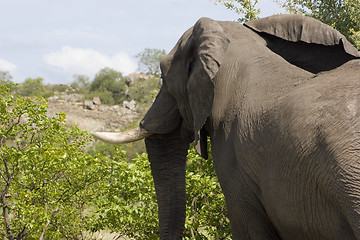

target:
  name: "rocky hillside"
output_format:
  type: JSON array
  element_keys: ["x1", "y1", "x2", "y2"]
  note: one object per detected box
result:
[
  {"x1": 47, "y1": 93, "x2": 141, "y2": 133},
  {"x1": 45, "y1": 72, "x2": 160, "y2": 133}
]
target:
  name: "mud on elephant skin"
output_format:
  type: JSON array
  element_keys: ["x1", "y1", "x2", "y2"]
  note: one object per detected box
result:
[{"x1": 93, "y1": 14, "x2": 360, "y2": 240}]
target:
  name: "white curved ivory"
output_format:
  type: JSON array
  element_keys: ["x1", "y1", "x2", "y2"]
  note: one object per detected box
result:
[{"x1": 92, "y1": 127, "x2": 152, "y2": 144}]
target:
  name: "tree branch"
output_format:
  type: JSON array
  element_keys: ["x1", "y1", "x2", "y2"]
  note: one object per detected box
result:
[
  {"x1": 39, "y1": 207, "x2": 59, "y2": 240},
  {"x1": 12, "y1": 178, "x2": 32, "y2": 191},
  {"x1": 2, "y1": 195, "x2": 13, "y2": 240},
  {"x1": 16, "y1": 226, "x2": 31, "y2": 240}
]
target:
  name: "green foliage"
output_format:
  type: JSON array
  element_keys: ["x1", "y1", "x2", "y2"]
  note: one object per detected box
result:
[
  {"x1": 85, "y1": 89, "x2": 115, "y2": 105},
  {"x1": 213, "y1": 0, "x2": 260, "y2": 22},
  {"x1": 127, "y1": 76, "x2": 161, "y2": 113},
  {"x1": 88, "y1": 141, "x2": 119, "y2": 159},
  {"x1": 0, "y1": 83, "x2": 109, "y2": 239},
  {"x1": 127, "y1": 77, "x2": 160, "y2": 104},
  {"x1": 184, "y1": 142, "x2": 231, "y2": 239},
  {"x1": 89, "y1": 141, "x2": 230, "y2": 239},
  {"x1": 275, "y1": 0, "x2": 360, "y2": 49},
  {"x1": 47, "y1": 84, "x2": 75, "y2": 94},
  {"x1": 122, "y1": 141, "x2": 147, "y2": 161},
  {"x1": 63, "y1": 57, "x2": 163, "y2": 111},
  {"x1": 88, "y1": 150, "x2": 159, "y2": 239},
  {"x1": 89, "y1": 67, "x2": 126, "y2": 105},
  {"x1": 16, "y1": 77, "x2": 53, "y2": 98},
  {"x1": 0, "y1": 83, "x2": 230, "y2": 239},
  {"x1": 136, "y1": 48, "x2": 167, "y2": 76},
  {"x1": 350, "y1": 28, "x2": 360, "y2": 50}
]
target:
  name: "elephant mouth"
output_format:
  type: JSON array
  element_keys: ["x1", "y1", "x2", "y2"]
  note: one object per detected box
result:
[{"x1": 91, "y1": 126, "x2": 153, "y2": 144}]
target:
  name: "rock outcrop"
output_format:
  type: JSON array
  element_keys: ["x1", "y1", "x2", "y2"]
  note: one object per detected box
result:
[{"x1": 47, "y1": 94, "x2": 139, "y2": 132}]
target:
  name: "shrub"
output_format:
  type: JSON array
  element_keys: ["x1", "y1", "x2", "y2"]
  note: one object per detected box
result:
[
  {"x1": 0, "y1": 83, "x2": 109, "y2": 239},
  {"x1": 89, "y1": 68, "x2": 126, "y2": 105},
  {"x1": 17, "y1": 77, "x2": 53, "y2": 98},
  {"x1": 89, "y1": 141, "x2": 231, "y2": 239}
]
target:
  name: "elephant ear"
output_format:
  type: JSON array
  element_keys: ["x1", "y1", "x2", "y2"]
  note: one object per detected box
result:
[
  {"x1": 245, "y1": 14, "x2": 360, "y2": 72},
  {"x1": 187, "y1": 18, "x2": 230, "y2": 157},
  {"x1": 245, "y1": 14, "x2": 359, "y2": 56},
  {"x1": 188, "y1": 17, "x2": 230, "y2": 132}
]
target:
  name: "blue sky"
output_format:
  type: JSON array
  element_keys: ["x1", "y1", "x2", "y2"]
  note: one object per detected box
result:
[{"x1": 0, "y1": 0, "x2": 284, "y2": 84}]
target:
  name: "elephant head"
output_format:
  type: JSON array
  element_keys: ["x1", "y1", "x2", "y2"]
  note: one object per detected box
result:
[
  {"x1": 92, "y1": 15, "x2": 359, "y2": 239},
  {"x1": 94, "y1": 17, "x2": 230, "y2": 239},
  {"x1": 135, "y1": 18, "x2": 230, "y2": 239}
]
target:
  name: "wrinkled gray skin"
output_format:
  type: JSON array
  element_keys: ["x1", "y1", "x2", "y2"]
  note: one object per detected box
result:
[{"x1": 113, "y1": 15, "x2": 360, "y2": 239}]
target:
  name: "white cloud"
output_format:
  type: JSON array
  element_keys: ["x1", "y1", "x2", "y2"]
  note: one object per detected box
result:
[
  {"x1": 43, "y1": 46, "x2": 137, "y2": 76},
  {"x1": 0, "y1": 58, "x2": 16, "y2": 72}
]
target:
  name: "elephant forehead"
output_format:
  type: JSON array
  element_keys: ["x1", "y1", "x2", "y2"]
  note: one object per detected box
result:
[
  {"x1": 160, "y1": 54, "x2": 172, "y2": 77},
  {"x1": 161, "y1": 27, "x2": 194, "y2": 75}
]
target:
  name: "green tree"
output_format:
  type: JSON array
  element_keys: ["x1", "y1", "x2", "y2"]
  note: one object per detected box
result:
[
  {"x1": 17, "y1": 77, "x2": 53, "y2": 98},
  {"x1": 0, "y1": 83, "x2": 109, "y2": 239},
  {"x1": 136, "y1": 48, "x2": 166, "y2": 76},
  {"x1": 275, "y1": 0, "x2": 360, "y2": 49},
  {"x1": 127, "y1": 76, "x2": 161, "y2": 113},
  {"x1": 213, "y1": 0, "x2": 260, "y2": 22},
  {"x1": 89, "y1": 67, "x2": 126, "y2": 105}
]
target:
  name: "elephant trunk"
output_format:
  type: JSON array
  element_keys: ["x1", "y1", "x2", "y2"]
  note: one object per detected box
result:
[{"x1": 145, "y1": 129, "x2": 190, "y2": 239}]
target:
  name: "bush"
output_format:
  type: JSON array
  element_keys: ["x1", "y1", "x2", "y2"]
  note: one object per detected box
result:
[
  {"x1": 16, "y1": 77, "x2": 53, "y2": 98},
  {"x1": 89, "y1": 68, "x2": 126, "y2": 105},
  {"x1": 88, "y1": 150, "x2": 159, "y2": 239},
  {"x1": 89, "y1": 141, "x2": 231, "y2": 239},
  {"x1": 184, "y1": 142, "x2": 231, "y2": 239},
  {"x1": 0, "y1": 83, "x2": 110, "y2": 239},
  {"x1": 0, "y1": 83, "x2": 230, "y2": 239},
  {"x1": 127, "y1": 77, "x2": 160, "y2": 104},
  {"x1": 85, "y1": 89, "x2": 115, "y2": 105}
]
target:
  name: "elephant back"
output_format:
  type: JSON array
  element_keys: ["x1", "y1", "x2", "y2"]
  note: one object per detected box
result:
[{"x1": 245, "y1": 14, "x2": 360, "y2": 73}]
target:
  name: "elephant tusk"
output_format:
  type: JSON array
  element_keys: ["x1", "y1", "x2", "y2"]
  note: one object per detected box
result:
[{"x1": 92, "y1": 126, "x2": 153, "y2": 144}]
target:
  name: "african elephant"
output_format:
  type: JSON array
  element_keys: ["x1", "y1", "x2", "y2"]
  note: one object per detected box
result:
[{"x1": 93, "y1": 14, "x2": 360, "y2": 239}]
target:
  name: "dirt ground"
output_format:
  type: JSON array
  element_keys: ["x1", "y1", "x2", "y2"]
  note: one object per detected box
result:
[{"x1": 46, "y1": 97, "x2": 140, "y2": 132}]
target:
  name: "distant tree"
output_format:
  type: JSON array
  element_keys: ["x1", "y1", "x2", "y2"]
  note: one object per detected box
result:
[
  {"x1": 17, "y1": 77, "x2": 53, "y2": 98},
  {"x1": 136, "y1": 48, "x2": 166, "y2": 76},
  {"x1": 0, "y1": 71, "x2": 13, "y2": 84},
  {"x1": 89, "y1": 67, "x2": 126, "y2": 105},
  {"x1": 213, "y1": 0, "x2": 260, "y2": 22},
  {"x1": 71, "y1": 74, "x2": 90, "y2": 93}
]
